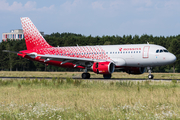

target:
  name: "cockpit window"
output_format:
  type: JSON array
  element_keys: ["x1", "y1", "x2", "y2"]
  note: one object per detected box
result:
[
  {"x1": 156, "y1": 49, "x2": 169, "y2": 53},
  {"x1": 163, "y1": 49, "x2": 168, "y2": 52}
]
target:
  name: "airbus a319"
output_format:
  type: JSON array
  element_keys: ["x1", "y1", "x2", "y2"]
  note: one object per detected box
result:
[{"x1": 4, "y1": 17, "x2": 176, "y2": 79}]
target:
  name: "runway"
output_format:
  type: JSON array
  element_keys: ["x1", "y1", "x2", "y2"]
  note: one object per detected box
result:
[{"x1": 0, "y1": 76, "x2": 179, "y2": 81}]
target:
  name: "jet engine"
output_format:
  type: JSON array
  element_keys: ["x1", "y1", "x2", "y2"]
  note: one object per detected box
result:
[
  {"x1": 92, "y1": 62, "x2": 115, "y2": 74},
  {"x1": 125, "y1": 67, "x2": 145, "y2": 74}
]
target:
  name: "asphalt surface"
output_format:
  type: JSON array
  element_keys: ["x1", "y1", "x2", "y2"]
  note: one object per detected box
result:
[{"x1": 0, "y1": 76, "x2": 179, "y2": 81}]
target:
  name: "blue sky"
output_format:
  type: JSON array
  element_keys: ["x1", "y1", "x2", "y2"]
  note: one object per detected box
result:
[{"x1": 1, "y1": 0, "x2": 180, "y2": 42}]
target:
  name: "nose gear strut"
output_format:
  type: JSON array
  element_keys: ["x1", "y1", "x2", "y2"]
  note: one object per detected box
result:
[{"x1": 147, "y1": 67, "x2": 154, "y2": 79}]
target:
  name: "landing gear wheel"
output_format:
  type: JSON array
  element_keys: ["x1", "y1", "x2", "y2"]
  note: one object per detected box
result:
[
  {"x1": 103, "y1": 74, "x2": 112, "y2": 79},
  {"x1": 82, "y1": 73, "x2": 90, "y2": 79},
  {"x1": 147, "y1": 67, "x2": 154, "y2": 79},
  {"x1": 148, "y1": 74, "x2": 154, "y2": 79}
]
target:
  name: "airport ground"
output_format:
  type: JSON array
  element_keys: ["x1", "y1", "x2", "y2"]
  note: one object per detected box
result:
[
  {"x1": 0, "y1": 71, "x2": 180, "y2": 119},
  {"x1": 0, "y1": 71, "x2": 180, "y2": 79}
]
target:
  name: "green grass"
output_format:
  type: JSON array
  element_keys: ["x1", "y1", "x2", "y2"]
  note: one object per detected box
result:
[{"x1": 0, "y1": 78, "x2": 180, "y2": 119}]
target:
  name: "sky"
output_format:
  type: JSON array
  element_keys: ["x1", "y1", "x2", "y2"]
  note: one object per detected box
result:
[{"x1": 0, "y1": 0, "x2": 180, "y2": 42}]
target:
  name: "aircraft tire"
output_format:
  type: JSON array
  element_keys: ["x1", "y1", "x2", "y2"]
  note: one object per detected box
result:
[
  {"x1": 148, "y1": 74, "x2": 154, "y2": 79},
  {"x1": 103, "y1": 74, "x2": 112, "y2": 79},
  {"x1": 82, "y1": 73, "x2": 90, "y2": 79}
]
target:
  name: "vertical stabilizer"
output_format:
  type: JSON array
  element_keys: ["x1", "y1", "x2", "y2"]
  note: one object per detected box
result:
[{"x1": 21, "y1": 17, "x2": 51, "y2": 50}]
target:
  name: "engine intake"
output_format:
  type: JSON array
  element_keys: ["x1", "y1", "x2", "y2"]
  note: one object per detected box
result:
[
  {"x1": 125, "y1": 67, "x2": 145, "y2": 74},
  {"x1": 92, "y1": 62, "x2": 115, "y2": 74}
]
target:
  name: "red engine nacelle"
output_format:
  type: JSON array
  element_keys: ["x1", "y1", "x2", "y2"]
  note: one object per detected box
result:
[
  {"x1": 125, "y1": 67, "x2": 145, "y2": 74},
  {"x1": 92, "y1": 62, "x2": 115, "y2": 74}
]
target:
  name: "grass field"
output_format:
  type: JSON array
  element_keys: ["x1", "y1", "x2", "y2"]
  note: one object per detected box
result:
[
  {"x1": 0, "y1": 71, "x2": 180, "y2": 79},
  {"x1": 0, "y1": 72, "x2": 180, "y2": 119}
]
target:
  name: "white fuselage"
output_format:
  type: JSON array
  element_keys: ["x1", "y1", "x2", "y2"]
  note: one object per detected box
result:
[{"x1": 100, "y1": 44, "x2": 176, "y2": 67}]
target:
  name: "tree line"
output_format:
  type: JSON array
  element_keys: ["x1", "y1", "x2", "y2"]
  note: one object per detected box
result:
[{"x1": 0, "y1": 32, "x2": 180, "y2": 72}]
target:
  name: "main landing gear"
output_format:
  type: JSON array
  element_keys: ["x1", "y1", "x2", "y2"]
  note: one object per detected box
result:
[
  {"x1": 82, "y1": 73, "x2": 90, "y2": 79},
  {"x1": 81, "y1": 67, "x2": 112, "y2": 79},
  {"x1": 81, "y1": 73, "x2": 112, "y2": 79},
  {"x1": 81, "y1": 67, "x2": 90, "y2": 79},
  {"x1": 147, "y1": 67, "x2": 154, "y2": 79},
  {"x1": 103, "y1": 74, "x2": 112, "y2": 79}
]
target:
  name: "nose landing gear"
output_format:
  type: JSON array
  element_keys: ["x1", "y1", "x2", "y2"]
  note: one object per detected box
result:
[{"x1": 147, "y1": 67, "x2": 154, "y2": 79}]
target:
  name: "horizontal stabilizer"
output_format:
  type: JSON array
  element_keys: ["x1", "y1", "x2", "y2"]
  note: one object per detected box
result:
[{"x1": 3, "y1": 50, "x2": 19, "y2": 54}]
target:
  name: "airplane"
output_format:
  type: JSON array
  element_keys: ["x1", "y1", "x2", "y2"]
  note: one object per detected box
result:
[{"x1": 3, "y1": 17, "x2": 176, "y2": 79}]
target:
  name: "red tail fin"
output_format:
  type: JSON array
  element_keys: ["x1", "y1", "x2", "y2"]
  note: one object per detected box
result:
[{"x1": 21, "y1": 17, "x2": 51, "y2": 50}]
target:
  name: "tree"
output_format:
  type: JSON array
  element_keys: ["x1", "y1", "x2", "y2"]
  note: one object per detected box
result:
[{"x1": 169, "y1": 39, "x2": 180, "y2": 72}]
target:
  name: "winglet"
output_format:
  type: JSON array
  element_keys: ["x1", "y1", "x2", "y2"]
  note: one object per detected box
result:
[{"x1": 21, "y1": 17, "x2": 52, "y2": 50}]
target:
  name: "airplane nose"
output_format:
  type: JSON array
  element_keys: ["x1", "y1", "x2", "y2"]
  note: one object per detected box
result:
[{"x1": 168, "y1": 54, "x2": 176, "y2": 64}]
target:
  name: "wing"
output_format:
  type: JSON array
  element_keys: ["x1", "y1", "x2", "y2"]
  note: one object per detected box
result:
[{"x1": 36, "y1": 54, "x2": 113, "y2": 68}]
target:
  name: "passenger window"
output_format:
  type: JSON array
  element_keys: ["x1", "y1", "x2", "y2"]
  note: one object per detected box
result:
[
  {"x1": 106, "y1": 52, "x2": 108, "y2": 54},
  {"x1": 156, "y1": 50, "x2": 159, "y2": 53}
]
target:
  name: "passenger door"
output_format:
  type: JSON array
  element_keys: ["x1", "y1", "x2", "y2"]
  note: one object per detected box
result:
[{"x1": 143, "y1": 46, "x2": 150, "y2": 58}]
